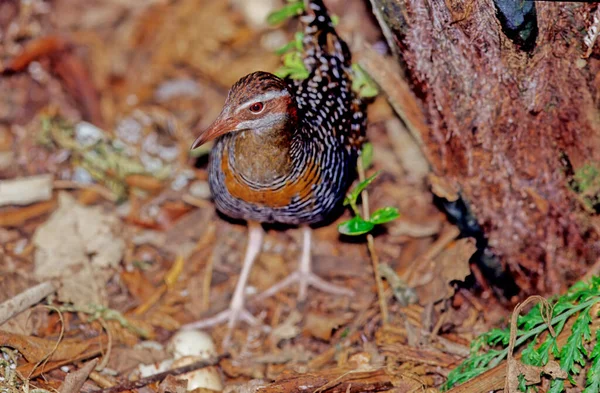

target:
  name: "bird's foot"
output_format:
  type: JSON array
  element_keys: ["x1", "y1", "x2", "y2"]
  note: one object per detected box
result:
[
  {"x1": 182, "y1": 306, "x2": 270, "y2": 347},
  {"x1": 179, "y1": 222, "x2": 270, "y2": 346},
  {"x1": 182, "y1": 307, "x2": 263, "y2": 330},
  {"x1": 255, "y1": 269, "x2": 354, "y2": 302}
]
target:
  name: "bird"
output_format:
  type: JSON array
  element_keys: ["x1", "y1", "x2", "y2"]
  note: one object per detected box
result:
[{"x1": 184, "y1": 0, "x2": 367, "y2": 337}]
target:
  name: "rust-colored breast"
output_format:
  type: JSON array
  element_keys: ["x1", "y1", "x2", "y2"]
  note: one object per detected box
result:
[{"x1": 221, "y1": 150, "x2": 318, "y2": 208}]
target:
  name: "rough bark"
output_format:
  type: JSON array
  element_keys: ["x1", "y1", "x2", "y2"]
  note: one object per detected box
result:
[{"x1": 371, "y1": 0, "x2": 600, "y2": 295}]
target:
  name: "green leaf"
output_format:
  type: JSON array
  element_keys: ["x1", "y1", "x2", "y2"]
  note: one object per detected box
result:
[
  {"x1": 521, "y1": 339, "x2": 540, "y2": 366},
  {"x1": 557, "y1": 306, "x2": 592, "y2": 377},
  {"x1": 338, "y1": 216, "x2": 374, "y2": 236},
  {"x1": 442, "y1": 350, "x2": 503, "y2": 390},
  {"x1": 518, "y1": 374, "x2": 527, "y2": 392},
  {"x1": 548, "y1": 379, "x2": 564, "y2": 393},
  {"x1": 584, "y1": 329, "x2": 600, "y2": 393},
  {"x1": 275, "y1": 52, "x2": 309, "y2": 80},
  {"x1": 369, "y1": 207, "x2": 400, "y2": 225},
  {"x1": 536, "y1": 336, "x2": 555, "y2": 366},
  {"x1": 360, "y1": 142, "x2": 374, "y2": 169},
  {"x1": 442, "y1": 279, "x2": 600, "y2": 391},
  {"x1": 275, "y1": 32, "x2": 304, "y2": 55},
  {"x1": 340, "y1": 327, "x2": 350, "y2": 338},
  {"x1": 267, "y1": 1, "x2": 305, "y2": 25},
  {"x1": 344, "y1": 171, "x2": 381, "y2": 206},
  {"x1": 351, "y1": 63, "x2": 379, "y2": 98},
  {"x1": 359, "y1": 84, "x2": 378, "y2": 98},
  {"x1": 484, "y1": 328, "x2": 511, "y2": 347},
  {"x1": 519, "y1": 304, "x2": 545, "y2": 330}
]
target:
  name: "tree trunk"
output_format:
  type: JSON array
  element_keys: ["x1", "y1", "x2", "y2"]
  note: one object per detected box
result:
[{"x1": 369, "y1": 0, "x2": 600, "y2": 295}]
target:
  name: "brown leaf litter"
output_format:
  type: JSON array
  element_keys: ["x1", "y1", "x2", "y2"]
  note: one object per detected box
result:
[{"x1": 33, "y1": 192, "x2": 125, "y2": 306}]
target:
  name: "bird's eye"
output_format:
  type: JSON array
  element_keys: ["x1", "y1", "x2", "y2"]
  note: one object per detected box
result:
[{"x1": 249, "y1": 102, "x2": 264, "y2": 113}]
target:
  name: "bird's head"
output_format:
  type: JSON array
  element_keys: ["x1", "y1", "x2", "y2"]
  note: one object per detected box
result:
[{"x1": 191, "y1": 72, "x2": 298, "y2": 149}]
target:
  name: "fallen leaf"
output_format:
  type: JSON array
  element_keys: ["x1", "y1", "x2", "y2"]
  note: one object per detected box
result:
[
  {"x1": 33, "y1": 192, "x2": 125, "y2": 306},
  {"x1": 125, "y1": 174, "x2": 164, "y2": 192},
  {"x1": 0, "y1": 330, "x2": 95, "y2": 363},
  {"x1": 304, "y1": 312, "x2": 350, "y2": 342},
  {"x1": 106, "y1": 345, "x2": 170, "y2": 375},
  {"x1": 410, "y1": 238, "x2": 475, "y2": 304},
  {"x1": 270, "y1": 311, "x2": 302, "y2": 345},
  {"x1": 120, "y1": 269, "x2": 156, "y2": 305},
  {"x1": 428, "y1": 173, "x2": 459, "y2": 202},
  {"x1": 505, "y1": 359, "x2": 566, "y2": 393},
  {"x1": 0, "y1": 199, "x2": 57, "y2": 227},
  {"x1": 3, "y1": 35, "x2": 68, "y2": 73},
  {"x1": 51, "y1": 51, "x2": 104, "y2": 127},
  {"x1": 59, "y1": 358, "x2": 99, "y2": 393}
]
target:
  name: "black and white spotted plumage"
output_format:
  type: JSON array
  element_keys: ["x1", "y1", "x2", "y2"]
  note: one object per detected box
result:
[
  {"x1": 292, "y1": 0, "x2": 366, "y2": 151},
  {"x1": 206, "y1": 0, "x2": 367, "y2": 225}
]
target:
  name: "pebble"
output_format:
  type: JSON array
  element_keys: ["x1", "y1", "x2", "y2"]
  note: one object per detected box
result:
[
  {"x1": 72, "y1": 166, "x2": 93, "y2": 184},
  {"x1": 189, "y1": 180, "x2": 212, "y2": 199},
  {"x1": 155, "y1": 78, "x2": 202, "y2": 102},
  {"x1": 75, "y1": 121, "x2": 106, "y2": 147}
]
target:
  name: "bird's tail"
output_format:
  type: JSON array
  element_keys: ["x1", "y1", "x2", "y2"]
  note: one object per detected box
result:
[
  {"x1": 301, "y1": 0, "x2": 352, "y2": 71},
  {"x1": 299, "y1": 0, "x2": 366, "y2": 151}
]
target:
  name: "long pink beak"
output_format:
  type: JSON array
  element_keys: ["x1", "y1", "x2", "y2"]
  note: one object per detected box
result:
[{"x1": 191, "y1": 116, "x2": 236, "y2": 150}]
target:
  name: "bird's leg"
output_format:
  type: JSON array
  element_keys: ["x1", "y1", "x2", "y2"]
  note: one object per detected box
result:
[
  {"x1": 182, "y1": 222, "x2": 268, "y2": 342},
  {"x1": 256, "y1": 226, "x2": 354, "y2": 302}
]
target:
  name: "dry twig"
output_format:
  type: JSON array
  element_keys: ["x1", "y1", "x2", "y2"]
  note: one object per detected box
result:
[
  {"x1": 93, "y1": 354, "x2": 229, "y2": 393},
  {"x1": 0, "y1": 281, "x2": 57, "y2": 325},
  {"x1": 356, "y1": 157, "x2": 389, "y2": 325}
]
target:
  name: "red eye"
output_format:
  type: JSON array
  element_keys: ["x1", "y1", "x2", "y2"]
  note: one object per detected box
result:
[{"x1": 249, "y1": 102, "x2": 264, "y2": 113}]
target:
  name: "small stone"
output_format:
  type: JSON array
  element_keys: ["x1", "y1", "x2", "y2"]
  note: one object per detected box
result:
[
  {"x1": 115, "y1": 117, "x2": 143, "y2": 144},
  {"x1": 158, "y1": 145, "x2": 179, "y2": 162},
  {"x1": 171, "y1": 172, "x2": 191, "y2": 191},
  {"x1": 72, "y1": 166, "x2": 93, "y2": 184},
  {"x1": 173, "y1": 170, "x2": 196, "y2": 191},
  {"x1": 140, "y1": 152, "x2": 164, "y2": 173},
  {"x1": 155, "y1": 78, "x2": 202, "y2": 102},
  {"x1": 189, "y1": 180, "x2": 211, "y2": 199},
  {"x1": 75, "y1": 121, "x2": 106, "y2": 147}
]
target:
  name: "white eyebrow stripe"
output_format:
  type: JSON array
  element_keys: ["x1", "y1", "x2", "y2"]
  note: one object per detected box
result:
[
  {"x1": 235, "y1": 113, "x2": 287, "y2": 130},
  {"x1": 235, "y1": 90, "x2": 290, "y2": 113}
]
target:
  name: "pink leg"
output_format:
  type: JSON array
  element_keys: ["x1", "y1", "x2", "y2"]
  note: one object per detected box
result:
[
  {"x1": 256, "y1": 226, "x2": 354, "y2": 302},
  {"x1": 182, "y1": 222, "x2": 268, "y2": 344}
]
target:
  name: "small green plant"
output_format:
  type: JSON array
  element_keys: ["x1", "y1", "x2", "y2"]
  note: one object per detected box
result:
[
  {"x1": 351, "y1": 64, "x2": 379, "y2": 98},
  {"x1": 267, "y1": 5, "x2": 388, "y2": 232},
  {"x1": 268, "y1": 1, "x2": 379, "y2": 100},
  {"x1": 270, "y1": 8, "x2": 308, "y2": 80},
  {"x1": 574, "y1": 164, "x2": 600, "y2": 192},
  {"x1": 274, "y1": 32, "x2": 310, "y2": 80},
  {"x1": 275, "y1": 31, "x2": 304, "y2": 56},
  {"x1": 267, "y1": 0, "x2": 305, "y2": 25},
  {"x1": 337, "y1": 143, "x2": 400, "y2": 236},
  {"x1": 442, "y1": 278, "x2": 600, "y2": 392},
  {"x1": 570, "y1": 163, "x2": 600, "y2": 212},
  {"x1": 267, "y1": 1, "x2": 339, "y2": 27}
]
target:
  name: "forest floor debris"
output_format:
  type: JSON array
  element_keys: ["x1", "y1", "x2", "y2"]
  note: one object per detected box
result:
[{"x1": 0, "y1": 0, "x2": 585, "y2": 392}]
